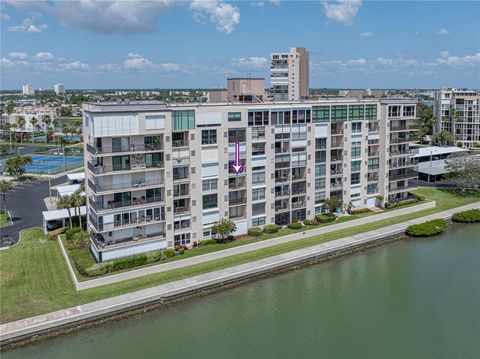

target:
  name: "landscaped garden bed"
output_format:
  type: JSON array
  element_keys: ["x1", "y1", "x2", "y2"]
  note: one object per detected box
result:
[
  {"x1": 405, "y1": 219, "x2": 447, "y2": 237},
  {"x1": 452, "y1": 209, "x2": 480, "y2": 223}
]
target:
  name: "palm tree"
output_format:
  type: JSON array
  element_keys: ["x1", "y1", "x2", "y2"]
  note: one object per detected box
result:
[
  {"x1": 43, "y1": 115, "x2": 52, "y2": 143},
  {"x1": 57, "y1": 195, "x2": 74, "y2": 228},
  {"x1": 72, "y1": 186, "x2": 85, "y2": 229},
  {"x1": 30, "y1": 117, "x2": 38, "y2": 143},
  {"x1": 17, "y1": 117, "x2": 25, "y2": 144},
  {"x1": 1, "y1": 123, "x2": 12, "y2": 152},
  {"x1": 0, "y1": 180, "x2": 12, "y2": 212}
]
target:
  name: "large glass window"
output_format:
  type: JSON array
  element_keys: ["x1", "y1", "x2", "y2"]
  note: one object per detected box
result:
[
  {"x1": 228, "y1": 112, "x2": 241, "y2": 122},
  {"x1": 252, "y1": 217, "x2": 266, "y2": 227},
  {"x1": 252, "y1": 188, "x2": 266, "y2": 201},
  {"x1": 252, "y1": 202, "x2": 266, "y2": 216},
  {"x1": 202, "y1": 194, "x2": 218, "y2": 209},
  {"x1": 248, "y1": 111, "x2": 269, "y2": 126},
  {"x1": 252, "y1": 142, "x2": 265, "y2": 156},
  {"x1": 331, "y1": 105, "x2": 347, "y2": 122},
  {"x1": 366, "y1": 105, "x2": 377, "y2": 120},
  {"x1": 202, "y1": 178, "x2": 218, "y2": 192},
  {"x1": 351, "y1": 160, "x2": 361, "y2": 172},
  {"x1": 351, "y1": 146, "x2": 361, "y2": 159},
  {"x1": 312, "y1": 106, "x2": 330, "y2": 122},
  {"x1": 349, "y1": 105, "x2": 364, "y2": 121},
  {"x1": 172, "y1": 110, "x2": 195, "y2": 130},
  {"x1": 351, "y1": 122, "x2": 362, "y2": 133},
  {"x1": 388, "y1": 106, "x2": 401, "y2": 118},
  {"x1": 201, "y1": 129, "x2": 217, "y2": 145},
  {"x1": 351, "y1": 172, "x2": 361, "y2": 185},
  {"x1": 112, "y1": 155, "x2": 130, "y2": 171},
  {"x1": 315, "y1": 138, "x2": 327, "y2": 149},
  {"x1": 252, "y1": 172, "x2": 265, "y2": 186},
  {"x1": 368, "y1": 157, "x2": 379, "y2": 170},
  {"x1": 403, "y1": 105, "x2": 415, "y2": 117},
  {"x1": 315, "y1": 164, "x2": 326, "y2": 177}
]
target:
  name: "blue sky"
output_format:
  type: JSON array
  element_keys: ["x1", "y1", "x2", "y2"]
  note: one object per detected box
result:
[{"x1": 1, "y1": 0, "x2": 479, "y2": 90}]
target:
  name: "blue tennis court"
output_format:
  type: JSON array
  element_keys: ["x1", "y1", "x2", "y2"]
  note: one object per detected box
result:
[
  {"x1": 23, "y1": 155, "x2": 84, "y2": 174},
  {"x1": 24, "y1": 164, "x2": 61, "y2": 171},
  {"x1": 31, "y1": 155, "x2": 84, "y2": 163}
]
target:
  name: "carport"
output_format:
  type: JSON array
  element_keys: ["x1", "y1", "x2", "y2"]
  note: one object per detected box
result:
[{"x1": 42, "y1": 206, "x2": 86, "y2": 233}]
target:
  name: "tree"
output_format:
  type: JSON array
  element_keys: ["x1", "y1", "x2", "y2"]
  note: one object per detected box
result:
[
  {"x1": 0, "y1": 180, "x2": 12, "y2": 212},
  {"x1": 415, "y1": 103, "x2": 436, "y2": 143},
  {"x1": 17, "y1": 117, "x2": 26, "y2": 144},
  {"x1": 324, "y1": 197, "x2": 343, "y2": 213},
  {"x1": 211, "y1": 218, "x2": 237, "y2": 243},
  {"x1": 57, "y1": 195, "x2": 74, "y2": 228},
  {"x1": 6, "y1": 102, "x2": 15, "y2": 115},
  {"x1": 445, "y1": 153, "x2": 480, "y2": 194},
  {"x1": 72, "y1": 186, "x2": 86, "y2": 229},
  {"x1": 1, "y1": 123, "x2": 12, "y2": 150},
  {"x1": 30, "y1": 117, "x2": 38, "y2": 143},
  {"x1": 43, "y1": 115, "x2": 52, "y2": 143},
  {"x1": 431, "y1": 130, "x2": 454, "y2": 146},
  {"x1": 4, "y1": 156, "x2": 33, "y2": 180}
]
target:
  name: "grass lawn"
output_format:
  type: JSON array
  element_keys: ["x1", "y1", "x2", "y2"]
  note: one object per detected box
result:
[
  {"x1": 1, "y1": 188, "x2": 479, "y2": 323},
  {"x1": 0, "y1": 211, "x2": 12, "y2": 227}
]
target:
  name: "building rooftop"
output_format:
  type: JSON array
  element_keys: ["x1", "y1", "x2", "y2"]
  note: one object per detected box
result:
[{"x1": 411, "y1": 146, "x2": 468, "y2": 158}]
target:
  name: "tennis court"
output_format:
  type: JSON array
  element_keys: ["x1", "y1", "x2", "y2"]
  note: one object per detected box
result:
[{"x1": 23, "y1": 155, "x2": 84, "y2": 175}]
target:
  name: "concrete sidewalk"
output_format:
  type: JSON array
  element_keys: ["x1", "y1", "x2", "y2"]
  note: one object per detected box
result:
[
  {"x1": 72, "y1": 201, "x2": 437, "y2": 290},
  {"x1": 1, "y1": 201, "x2": 478, "y2": 345}
]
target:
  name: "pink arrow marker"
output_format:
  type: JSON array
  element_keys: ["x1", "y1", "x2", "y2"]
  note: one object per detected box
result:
[{"x1": 231, "y1": 141, "x2": 244, "y2": 174}]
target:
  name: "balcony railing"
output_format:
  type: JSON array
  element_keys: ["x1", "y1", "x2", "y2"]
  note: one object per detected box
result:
[
  {"x1": 174, "y1": 206, "x2": 190, "y2": 215},
  {"x1": 275, "y1": 190, "x2": 290, "y2": 198},
  {"x1": 292, "y1": 161, "x2": 307, "y2": 168},
  {"x1": 275, "y1": 176, "x2": 290, "y2": 183},
  {"x1": 275, "y1": 204, "x2": 290, "y2": 211},
  {"x1": 88, "y1": 161, "x2": 164, "y2": 175},
  {"x1": 229, "y1": 197, "x2": 247, "y2": 205},
  {"x1": 229, "y1": 181, "x2": 246, "y2": 189},
  {"x1": 331, "y1": 156, "x2": 343, "y2": 162},
  {"x1": 292, "y1": 174, "x2": 306, "y2": 181},
  {"x1": 173, "y1": 189, "x2": 190, "y2": 197},
  {"x1": 87, "y1": 143, "x2": 164, "y2": 156},
  {"x1": 89, "y1": 196, "x2": 164, "y2": 212},
  {"x1": 330, "y1": 181, "x2": 343, "y2": 189},
  {"x1": 291, "y1": 201, "x2": 306, "y2": 209},
  {"x1": 330, "y1": 169, "x2": 343, "y2": 176},
  {"x1": 389, "y1": 172, "x2": 417, "y2": 181},
  {"x1": 91, "y1": 231, "x2": 166, "y2": 249},
  {"x1": 172, "y1": 139, "x2": 189, "y2": 148},
  {"x1": 88, "y1": 178, "x2": 164, "y2": 193},
  {"x1": 91, "y1": 214, "x2": 166, "y2": 232}
]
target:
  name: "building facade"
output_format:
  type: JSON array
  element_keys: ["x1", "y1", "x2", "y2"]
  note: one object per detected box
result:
[
  {"x1": 83, "y1": 99, "x2": 418, "y2": 262},
  {"x1": 22, "y1": 84, "x2": 35, "y2": 96},
  {"x1": 227, "y1": 78, "x2": 266, "y2": 103},
  {"x1": 270, "y1": 47, "x2": 309, "y2": 101},
  {"x1": 435, "y1": 88, "x2": 480, "y2": 148},
  {"x1": 54, "y1": 83, "x2": 66, "y2": 95}
]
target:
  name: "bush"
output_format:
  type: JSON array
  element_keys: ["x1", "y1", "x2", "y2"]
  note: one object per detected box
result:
[
  {"x1": 85, "y1": 263, "x2": 112, "y2": 276},
  {"x1": 48, "y1": 227, "x2": 66, "y2": 240},
  {"x1": 65, "y1": 227, "x2": 82, "y2": 241},
  {"x1": 452, "y1": 209, "x2": 480, "y2": 223},
  {"x1": 263, "y1": 224, "x2": 279, "y2": 233},
  {"x1": 405, "y1": 219, "x2": 446, "y2": 237},
  {"x1": 248, "y1": 227, "x2": 263, "y2": 236},
  {"x1": 375, "y1": 195, "x2": 384, "y2": 201},
  {"x1": 111, "y1": 254, "x2": 148, "y2": 271},
  {"x1": 69, "y1": 247, "x2": 95, "y2": 276},
  {"x1": 385, "y1": 199, "x2": 419, "y2": 209},
  {"x1": 178, "y1": 248, "x2": 185, "y2": 255},
  {"x1": 303, "y1": 219, "x2": 316, "y2": 226},
  {"x1": 315, "y1": 213, "x2": 336, "y2": 223},
  {"x1": 350, "y1": 208, "x2": 371, "y2": 215},
  {"x1": 201, "y1": 239, "x2": 217, "y2": 246},
  {"x1": 287, "y1": 222, "x2": 302, "y2": 230},
  {"x1": 163, "y1": 249, "x2": 175, "y2": 258},
  {"x1": 146, "y1": 251, "x2": 164, "y2": 264}
]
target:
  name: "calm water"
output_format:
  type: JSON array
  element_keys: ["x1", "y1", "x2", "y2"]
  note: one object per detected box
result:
[{"x1": 5, "y1": 224, "x2": 480, "y2": 359}]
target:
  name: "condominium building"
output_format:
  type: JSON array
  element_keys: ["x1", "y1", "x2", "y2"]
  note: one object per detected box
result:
[
  {"x1": 435, "y1": 88, "x2": 480, "y2": 147},
  {"x1": 83, "y1": 98, "x2": 418, "y2": 262},
  {"x1": 54, "y1": 83, "x2": 66, "y2": 95},
  {"x1": 227, "y1": 78, "x2": 266, "y2": 102},
  {"x1": 270, "y1": 47, "x2": 309, "y2": 101},
  {"x1": 22, "y1": 84, "x2": 35, "y2": 96}
]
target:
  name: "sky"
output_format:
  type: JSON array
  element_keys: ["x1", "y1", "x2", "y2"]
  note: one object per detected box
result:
[{"x1": 1, "y1": 0, "x2": 479, "y2": 90}]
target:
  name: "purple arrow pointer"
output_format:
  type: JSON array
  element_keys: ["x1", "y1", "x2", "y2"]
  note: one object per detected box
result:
[{"x1": 231, "y1": 141, "x2": 244, "y2": 174}]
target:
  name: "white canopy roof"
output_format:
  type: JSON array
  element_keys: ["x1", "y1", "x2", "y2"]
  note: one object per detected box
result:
[
  {"x1": 42, "y1": 206, "x2": 86, "y2": 221},
  {"x1": 56, "y1": 184, "x2": 82, "y2": 197},
  {"x1": 67, "y1": 173, "x2": 85, "y2": 181},
  {"x1": 411, "y1": 146, "x2": 467, "y2": 158}
]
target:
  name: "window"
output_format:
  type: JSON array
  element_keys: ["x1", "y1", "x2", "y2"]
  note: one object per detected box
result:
[
  {"x1": 315, "y1": 191, "x2": 326, "y2": 203},
  {"x1": 315, "y1": 150, "x2": 326, "y2": 163},
  {"x1": 351, "y1": 122, "x2": 362, "y2": 133},
  {"x1": 388, "y1": 106, "x2": 401, "y2": 118},
  {"x1": 228, "y1": 112, "x2": 241, "y2": 122},
  {"x1": 331, "y1": 105, "x2": 347, "y2": 122},
  {"x1": 292, "y1": 109, "x2": 311, "y2": 124},
  {"x1": 228, "y1": 128, "x2": 246, "y2": 143},
  {"x1": 315, "y1": 164, "x2": 326, "y2": 177},
  {"x1": 112, "y1": 155, "x2": 130, "y2": 171},
  {"x1": 201, "y1": 129, "x2": 217, "y2": 145},
  {"x1": 351, "y1": 146, "x2": 361, "y2": 159},
  {"x1": 172, "y1": 110, "x2": 195, "y2": 130},
  {"x1": 145, "y1": 114, "x2": 165, "y2": 130},
  {"x1": 202, "y1": 178, "x2": 218, "y2": 192},
  {"x1": 252, "y1": 202, "x2": 266, "y2": 216},
  {"x1": 251, "y1": 127, "x2": 265, "y2": 141},
  {"x1": 315, "y1": 178, "x2": 326, "y2": 190},
  {"x1": 203, "y1": 227, "x2": 212, "y2": 238},
  {"x1": 252, "y1": 172, "x2": 266, "y2": 186},
  {"x1": 248, "y1": 111, "x2": 269, "y2": 126},
  {"x1": 252, "y1": 142, "x2": 265, "y2": 156},
  {"x1": 403, "y1": 105, "x2": 415, "y2": 117},
  {"x1": 315, "y1": 138, "x2": 327, "y2": 149},
  {"x1": 368, "y1": 157, "x2": 379, "y2": 170},
  {"x1": 252, "y1": 188, "x2": 265, "y2": 201},
  {"x1": 351, "y1": 160, "x2": 361, "y2": 172},
  {"x1": 366, "y1": 105, "x2": 377, "y2": 120},
  {"x1": 351, "y1": 172, "x2": 361, "y2": 185},
  {"x1": 112, "y1": 137, "x2": 130, "y2": 152},
  {"x1": 349, "y1": 105, "x2": 364, "y2": 121},
  {"x1": 271, "y1": 110, "x2": 291, "y2": 125},
  {"x1": 312, "y1": 106, "x2": 330, "y2": 122},
  {"x1": 174, "y1": 233, "x2": 191, "y2": 246},
  {"x1": 202, "y1": 194, "x2": 218, "y2": 209},
  {"x1": 252, "y1": 217, "x2": 266, "y2": 227}
]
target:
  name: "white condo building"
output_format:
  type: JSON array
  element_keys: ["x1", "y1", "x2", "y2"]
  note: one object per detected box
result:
[
  {"x1": 84, "y1": 99, "x2": 419, "y2": 262},
  {"x1": 54, "y1": 83, "x2": 66, "y2": 95},
  {"x1": 270, "y1": 47, "x2": 309, "y2": 101},
  {"x1": 22, "y1": 84, "x2": 35, "y2": 96}
]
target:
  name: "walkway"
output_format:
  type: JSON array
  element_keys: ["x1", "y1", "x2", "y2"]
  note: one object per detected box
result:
[
  {"x1": 72, "y1": 200, "x2": 435, "y2": 290},
  {"x1": 1, "y1": 201, "x2": 478, "y2": 344}
]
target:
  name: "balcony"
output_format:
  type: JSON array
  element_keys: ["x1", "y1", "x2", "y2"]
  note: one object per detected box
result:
[
  {"x1": 88, "y1": 161, "x2": 164, "y2": 175},
  {"x1": 331, "y1": 156, "x2": 343, "y2": 162},
  {"x1": 275, "y1": 189, "x2": 290, "y2": 198},
  {"x1": 275, "y1": 201, "x2": 290, "y2": 211},
  {"x1": 292, "y1": 174, "x2": 306, "y2": 181},
  {"x1": 87, "y1": 143, "x2": 164, "y2": 156},
  {"x1": 229, "y1": 197, "x2": 247, "y2": 205},
  {"x1": 388, "y1": 183, "x2": 416, "y2": 193},
  {"x1": 291, "y1": 160, "x2": 307, "y2": 168},
  {"x1": 390, "y1": 123, "x2": 419, "y2": 132},
  {"x1": 89, "y1": 195, "x2": 164, "y2": 213},
  {"x1": 291, "y1": 201, "x2": 306, "y2": 209},
  {"x1": 173, "y1": 188, "x2": 190, "y2": 198},
  {"x1": 331, "y1": 140, "x2": 343, "y2": 149},
  {"x1": 91, "y1": 231, "x2": 166, "y2": 250},
  {"x1": 390, "y1": 135, "x2": 419, "y2": 144},
  {"x1": 172, "y1": 139, "x2": 189, "y2": 148},
  {"x1": 330, "y1": 181, "x2": 343, "y2": 189},
  {"x1": 389, "y1": 171, "x2": 417, "y2": 181},
  {"x1": 331, "y1": 126, "x2": 344, "y2": 135},
  {"x1": 87, "y1": 178, "x2": 164, "y2": 194},
  {"x1": 389, "y1": 150, "x2": 412, "y2": 157},
  {"x1": 90, "y1": 213, "x2": 166, "y2": 232},
  {"x1": 174, "y1": 206, "x2": 190, "y2": 215},
  {"x1": 275, "y1": 176, "x2": 290, "y2": 183}
]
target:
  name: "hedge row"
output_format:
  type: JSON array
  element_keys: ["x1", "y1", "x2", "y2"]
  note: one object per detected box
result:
[
  {"x1": 452, "y1": 209, "x2": 480, "y2": 223},
  {"x1": 315, "y1": 213, "x2": 336, "y2": 223},
  {"x1": 385, "y1": 199, "x2": 420, "y2": 209},
  {"x1": 287, "y1": 222, "x2": 302, "y2": 230},
  {"x1": 405, "y1": 219, "x2": 446, "y2": 237},
  {"x1": 350, "y1": 208, "x2": 371, "y2": 215}
]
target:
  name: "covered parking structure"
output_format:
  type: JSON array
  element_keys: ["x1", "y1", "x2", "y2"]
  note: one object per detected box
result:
[{"x1": 42, "y1": 206, "x2": 86, "y2": 233}]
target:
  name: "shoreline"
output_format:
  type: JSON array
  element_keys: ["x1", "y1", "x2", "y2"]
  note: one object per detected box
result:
[{"x1": 1, "y1": 231, "x2": 404, "y2": 352}]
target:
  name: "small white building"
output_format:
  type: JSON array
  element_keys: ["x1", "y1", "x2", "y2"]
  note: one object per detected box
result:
[
  {"x1": 411, "y1": 146, "x2": 468, "y2": 182},
  {"x1": 42, "y1": 206, "x2": 86, "y2": 232}
]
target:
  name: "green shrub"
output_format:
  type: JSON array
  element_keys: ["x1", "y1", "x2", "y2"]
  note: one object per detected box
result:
[
  {"x1": 315, "y1": 213, "x2": 336, "y2": 223},
  {"x1": 65, "y1": 227, "x2": 82, "y2": 241},
  {"x1": 111, "y1": 254, "x2": 148, "y2": 271},
  {"x1": 248, "y1": 227, "x2": 263, "y2": 236},
  {"x1": 303, "y1": 219, "x2": 317, "y2": 226},
  {"x1": 287, "y1": 222, "x2": 302, "y2": 230},
  {"x1": 375, "y1": 195, "x2": 384, "y2": 201},
  {"x1": 405, "y1": 219, "x2": 447, "y2": 237},
  {"x1": 452, "y1": 209, "x2": 480, "y2": 223},
  {"x1": 263, "y1": 224, "x2": 280, "y2": 233},
  {"x1": 146, "y1": 251, "x2": 164, "y2": 264},
  {"x1": 85, "y1": 263, "x2": 112, "y2": 276},
  {"x1": 163, "y1": 249, "x2": 175, "y2": 258},
  {"x1": 385, "y1": 199, "x2": 419, "y2": 209},
  {"x1": 48, "y1": 227, "x2": 66, "y2": 240},
  {"x1": 69, "y1": 247, "x2": 95, "y2": 276},
  {"x1": 201, "y1": 239, "x2": 217, "y2": 246},
  {"x1": 178, "y1": 248, "x2": 185, "y2": 255},
  {"x1": 350, "y1": 208, "x2": 371, "y2": 215}
]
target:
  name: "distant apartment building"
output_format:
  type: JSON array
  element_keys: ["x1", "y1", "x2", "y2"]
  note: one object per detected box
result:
[
  {"x1": 435, "y1": 88, "x2": 480, "y2": 147},
  {"x1": 8, "y1": 106, "x2": 56, "y2": 131},
  {"x1": 270, "y1": 47, "x2": 309, "y2": 101},
  {"x1": 339, "y1": 89, "x2": 388, "y2": 98},
  {"x1": 22, "y1": 84, "x2": 35, "y2": 96},
  {"x1": 54, "y1": 83, "x2": 66, "y2": 95},
  {"x1": 83, "y1": 98, "x2": 418, "y2": 262},
  {"x1": 227, "y1": 78, "x2": 266, "y2": 102}
]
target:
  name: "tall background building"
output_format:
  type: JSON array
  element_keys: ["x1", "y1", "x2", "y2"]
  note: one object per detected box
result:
[
  {"x1": 270, "y1": 47, "x2": 309, "y2": 101},
  {"x1": 22, "y1": 84, "x2": 35, "y2": 96},
  {"x1": 54, "y1": 83, "x2": 66, "y2": 95},
  {"x1": 434, "y1": 88, "x2": 480, "y2": 147}
]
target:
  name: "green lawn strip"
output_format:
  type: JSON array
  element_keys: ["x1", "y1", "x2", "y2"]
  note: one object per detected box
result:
[
  {"x1": 1, "y1": 188, "x2": 478, "y2": 323},
  {"x1": 0, "y1": 211, "x2": 12, "y2": 227}
]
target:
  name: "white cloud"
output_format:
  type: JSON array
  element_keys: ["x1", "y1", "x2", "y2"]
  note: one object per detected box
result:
[
  {"x1": 190, "y1": 0, "x2": 240, "y2": 34},
  {"x1": 59, "y1": 60, "x2": 90, "y2": 71},
  {"x1": 8, "y1": 52, "x2": 28, "y2": 60},
  {"x1": 320, "y1": 0, "x2": 362, "y2": 25},
  {"x1": 34, "y1": 52, "x2": 55, "y2": 62},
  {"x1": 124, "y1": 53, "x2": 156, "y2": 70},
  {"x1": 7, "y1": 17, "x2": 49, "y2": 33},
  {"x1": 376, "y1": 57, "x2": 417, "y2": 67},
  {"x1": 98, "y1": 53, "x2": 182, "y2": 72},
  {"x1": 231, "y1": 56, "x2": 268, "y2": 68},
  {"x1": 436, "y1": 51, "x2": 480, "y2": 66},
  {"x1": 270, "y1": 0, "x2": 281, "y2": 5},
  {"x1": 436, "y1": 28, "x2": 450, "y2": 36},
  {"x1": 250, "y1": 1, "x2": 265, "y2": 7},
  {"x1": 359, "y1": 31, "x2": 373, "y2": 37},
  {"x1": 0, "y1": 12, "x2": 10, "y2": 21}
]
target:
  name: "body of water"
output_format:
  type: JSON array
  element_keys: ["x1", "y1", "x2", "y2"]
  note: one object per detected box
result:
[{"x1": 4, "y1": 223, "x2": 480, "y2": 359}]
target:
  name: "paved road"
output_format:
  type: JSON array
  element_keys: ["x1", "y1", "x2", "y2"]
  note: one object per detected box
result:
[
  {"x1": 1, "y1": 175, "x2": 67, "y2": 246},
  {"x1": 75, "y1": 201, "x2": 438, "y2": 290}
]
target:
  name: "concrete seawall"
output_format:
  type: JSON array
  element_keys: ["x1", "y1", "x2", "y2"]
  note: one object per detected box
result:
[{"x1": 1, "y1": 201, "x2": 479, "y2": 349}]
